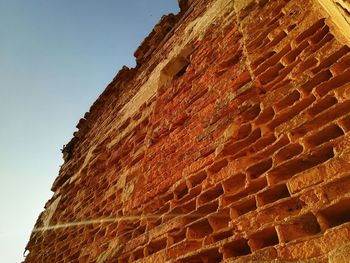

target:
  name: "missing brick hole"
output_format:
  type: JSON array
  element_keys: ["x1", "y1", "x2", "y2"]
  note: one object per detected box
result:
[
  {"x1": 240, "y1": 104, "x2": 261, "y2": 123},
  {"x1": 230, "y1": 197, "x2": 257, "y2": 218},
  {"x1": 295, "y1": 18, "x2": 325, "y2": 44},
  {"x1": 178, "y1": 248, "x2": 223, "y2": 263},
  {"x1": 222, "y1": 238, "x2": 251, "y2": 259},
  {"x1": 198, "y1": 184, "x2": 223, "y2": 206},
  {"x1": 188, "y1": 170, "x2": 207, "y2": 188},
  {"x1": 249, "y1": 227, "x2": 279, "y2": 251},
  {"x1": 196, "y1": 199, "x2": 219, "y2": 216},
  {"x1": 118, "y1": 255, "x2": 130, "y2": 263},
  {"x1": 132, "y1": 247, "x2": 144, "y2": 260},
  {"x1": 171, "y1": 198, "x2": 196, "y2": 215},
  {"x1": 175, "y1": 62, "x2": 190, "y2": 78},
  {"x1": 222, "y1": 177, "x2": 267, "y2": 207},
  {"x1": 132, "y1": 224, "x2": 146, "y2": 238},
  {"x1": 159, "y1": 44, "x2": 193, "y2": 86},
  {"x1": 169, "y1": 228, "x2": 186, "y2": 244},
  {"x1": 246, "y1": 158, "x2": 273, "y2": 179},
  {"x1": 304, "y1": 123, "x2": 344, "y2": 148},
  {"x1": 211, "y1": 229, "x2": 232, "y2": 243},
  {"x1": 307, "y1": 96, "x2": 338, "y2": 117},
  {"x1": 320, "y1": 198, "x2": 350, "y2": 228},
  {"x1": 257, "y1": 183, "x2": 291, "y2": 207},
  {"x1": 274, "y1": 143, "x2": 304, "y2": 164},
  {"x1": 286, "y1": 24, "x2": 297, "y2": 32},
  {"x1": 174, "y1": 180, "x2": 189, "y2": 200},
  {"x1": 147, "y1": 238, "x2": 167, "y2": 256},
  {"x1": 187, "y1": 218, "x2": 213, "y2": 239}
]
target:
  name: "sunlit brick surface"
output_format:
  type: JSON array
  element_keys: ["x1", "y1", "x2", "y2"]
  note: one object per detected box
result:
[{"x1": 24, "y1": 0, "x2": 350, "y2": 262}]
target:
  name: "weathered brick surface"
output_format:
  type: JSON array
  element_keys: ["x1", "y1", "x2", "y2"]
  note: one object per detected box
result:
[{"x1": 24, "y1": 0, "x2": 350, "y2": 262}]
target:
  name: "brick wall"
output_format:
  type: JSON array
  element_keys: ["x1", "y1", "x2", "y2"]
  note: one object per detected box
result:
[{"x1": 24, "y1": 0, "x2": 350, "y2": 262}]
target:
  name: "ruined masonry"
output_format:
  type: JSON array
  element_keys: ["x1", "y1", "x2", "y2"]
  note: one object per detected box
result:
[{"x1": 24, "y1": 0, "x2": 350, "y2": 262}]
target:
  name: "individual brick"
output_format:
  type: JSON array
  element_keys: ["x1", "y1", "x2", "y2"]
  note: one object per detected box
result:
[
  {"x1": 312, "y1": 45, "x2": 350, "y2": 74},
  {"x1": 274, "y1": 90, "x2": 301, "y2": 112},
  {"x1": 290, "y1": 101, "x2": 350, "y2": 138},
  {"x1": 277, "y1": 223, "x2": 350, "y2": 260},
  {"x1": 330, "y1": 51, "x2": 350, "y2": 75},
  {"x1": 232, "y1": 134, "x2": 277, "y2": 159},
  {"x1": 169, "y1": 198, "x2": 196, "y2": 216},
  {"x1": 267, "y1": 145, "x2": 334, "y2": 185},
  {"x1": 303, "y1": 123, "x2": 344, "y2": 148},
  {"x1": 306, "y1": 95, "x2": 338, "y2": 117},
  {"x1": 295, "y1": 19, "x2": 326, "y2": 44},
  {"x1": 288, "y1": 153, "x2": 350, "y2": 194},
  {"x1": 276, "y1": 213, "x2": 321, "y2": 243},
  {"x1": 273, "y1": 143, "x2": 304, "y2": 164},
  {"x1": 130, "y1": 246, "x2": 145, "y2": 261},
  {"x1": 194, "y1": 199, "x2": 219, "y2": 218},
  {"x1": 300, "y1": 70, "x2": 333, "y2": 94},
  {"x1": 168, "y1": 228, "x2": 186, "y2": 246},
  {"x1": 315, "y1": 68, "x2": 350, "y2": 97},
  {"x1": 239, "y1": 103, "x2": 261, "y2": 123},
  {"x1": 282, "y1": 41, "x2": 309, "y2": 64},
  {"x1": 266, "y1": 94, "x2": 316, "y2": 131},
  {"x1": 207, "y1": 159, "x2": 228, "y2": 176},
  {"x1": 235, "y1": 198, "x2": 305, "y2": 232},
  {"x1": 308, "y1": 24, "x2": 330, "y2": 45},
  {"x1": 321, "y1": 173, "x2": 350, "y2": 202},
  {"x1": 170, "y1": 184, "x2": 202, "y2": 208}
]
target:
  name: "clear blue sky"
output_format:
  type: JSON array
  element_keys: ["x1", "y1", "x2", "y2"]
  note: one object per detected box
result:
[{"x1": 0, "y1": 1, "x2": 179, "y2": 262}]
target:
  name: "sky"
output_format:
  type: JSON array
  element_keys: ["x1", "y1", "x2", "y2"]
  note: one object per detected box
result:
[{"x1": 0, "y1": 1, "x2": 179, "y2": 262}]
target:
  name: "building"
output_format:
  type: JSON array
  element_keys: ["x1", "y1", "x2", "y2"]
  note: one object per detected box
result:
[{"x1": 24, "y1": 0, "x2": 350, "y2": 262}]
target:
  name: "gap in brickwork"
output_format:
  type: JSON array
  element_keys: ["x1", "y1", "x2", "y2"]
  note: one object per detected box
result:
[{"x1": 158, "y1": 44, "x2": 193, "y2": 87}]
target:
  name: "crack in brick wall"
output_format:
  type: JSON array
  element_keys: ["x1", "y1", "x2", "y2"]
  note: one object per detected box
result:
[{"x1": 24, "y1": 0, "x2": 350, "y2": 262}]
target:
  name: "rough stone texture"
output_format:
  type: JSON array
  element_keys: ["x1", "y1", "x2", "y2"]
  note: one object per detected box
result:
[{"x1": 24, "y1": 0, "x2": 350, "y2": 262}]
